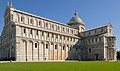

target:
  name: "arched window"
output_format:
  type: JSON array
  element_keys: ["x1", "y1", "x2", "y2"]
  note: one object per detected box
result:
[
  {"x1": 35, "y1": 19, "x2": 38, "y2": 26},
  {"x1": 63, "y1": 46, "x2": 65, "y2": 50},
  {"x1": 30, "y1": 18, "x2": 34, "y2": 24},
  {"x1": 42, "y1": 31, "x2": 44, "y2": 36},
  {"x1": 36, "y1": 30, "x2": 38, "y2": 35},
  {"x1": 23, "y1": 28, "x2": 26, "y2": 33},
  {"x1": 27, "y1": 17, "x2": 29, "y2": 24},
  {"x1": 21, "y1": 16, "x2": 25, "y2": 22},
  {"x1": 52, "y1": 24, "x2": 54, "y2": 29},
  {"x1": 30, "y1": 29, "x2": 32, "y2": 34},
  {"x1": 63, "y1": 27, "x2": 65, "y2": 32},
  {"x1": 89, "y1": 48, "x2": 91, "y2": 53},
  {"x1": 46, "y1": 22, "x2": 48, "y2": 27},
  {"x1": 55, "y1": 25, "x2": 57, "y2": 31},
  {"x1": 46, "y1": 44, "x2": 48, "y2": 49},
  {"x1": 39, "y1": 21, "x2": 41, "y2": 26},
  {"x1": 35, "y1": 43, "x2": 37, "y2": 48},
  {"x1": 55, "y1": 45, "x2": 57, "y2": 49},
  {"x1": 71, "y1": 30, "x2": 73, "y2": 34}
]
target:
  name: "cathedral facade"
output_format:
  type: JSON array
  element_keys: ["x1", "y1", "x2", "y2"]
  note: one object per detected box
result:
[{"x1": 0, "y1": 4, "x2": 116, "y2": 61}]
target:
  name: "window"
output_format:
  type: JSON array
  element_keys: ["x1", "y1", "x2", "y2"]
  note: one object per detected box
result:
[
  {"x1": 56, "y1": 25, "x2": 57, "y2": 31},
  {"x1": 36, "y1": 30, "x2": 38, "y2": 35},
  {"x1": 60, "y1": 35, "x2": 62, "y2": 39},
  {"x1": 63, "y1": 46, "x2": 65, "y2": 50},
  {"x1": 71, "y1": 37, "x2": 72, "y2": 41},
  {"x1": 67, "y1": 37, "x2": 69, "y2": 41},
  {"x1": 95, "y1": 30, "x2": 96, "y2": 34},
  {"x1": 30, "y1": 29, "x2": 32, "y2": 34},
  {"x1": 47, "y1": 33, "x2": 49, "y2": 37},
  {"x1": 89, "y1": 48, "x2": 91, "y2": 53},
  {"x1": 109, "y1": 38, "x2": 111, "y2": 41},
  {"x1": 49, "y1": 23, "x2": 51, "y2": 29},
  {"x1": 71, "y1": 30, "x2": 73, "y2": 34},
  {"x1": 74, "y1": 38, "x2": 75, "y2": 42},
  {"x1": 63, "y1": 27, "x2": 65, "y2": 31},
  {"x1": 36, "y1": 20, "x2": 38, "y2": 26},
  {"x1": 43, "y1": 21, "x2": 45, "y2": 27},
  {"x1": 46, "y1": 44, "x2": 48, "y2": 49},
  {"x1": 35, "y1": 43, "x2": 37, "y2": 48},
  {"x1": 27, "y1": 18, "x2": 29, "y2": 24},
  {"x1": 46, "y1": 22, "x2": 48, "y2": 27},
  {"x1": 99, "y1": 37, "x2": 101, "y2": 41},
  {"x1": 52, "y1": 24, "x2": 54, "y2": 29},
  {"x1": 88, "y1": 39, "x2": 90, "y2": 43},
  {"x1": 70, "y1": 47, "x2": 71, "y2": 51},
  {"x1": 58, "y1": 26, "x2": 60, "y2": 31},
  {"x1": 56, "y1": 34, "x2": 58, "y2": 39},
  {"x1": 39, "y1": 21, "x2": 41, "y2": 26},
  {"x1": 81, "y1": 27, "x2": 84, "y2": 31},
  {"x1": 95, "y1": 38, "x2": 97, "y2": 42},
  {"x1": 76, "y1": 48, "x2": 77, "y2": 51},
  {"x1": 12, "y1": 24, "x2": 14, "y2": 28},
  {"x1": 109, "y1": 29, "x2": 112, "y2": 33},
  {"x1": 30, "y1": 19, "x2": 34, "y2": 24},
  {"x1": 63, "y1": 36, "x2": 65, "y2": 40},
  {"x1": 21, "y1": 16, "x2": 24, "y2": 22},
  {"x1": 23, "y1": 28, "x2": 26, "y2": 33},
  {"x1": 52, "y1": 34, "x2": 54, "y2": 38},
  {"x1": 55, "y1": 45, "x2": 57, "y2": 49},
  {"x1": 89, "y1": 31, "x2": 91, "y2": 35},
  {"x1": 42, "y1": 32, "x2": 44, "y2": 36},
  {"x1": 92, "y1": 39, "x2": 94, "y2": 42},
  {"x1": 67, "y1": 29, "x2": 69, "y2": 33},
  {"x1": 17, "y1": 15, "x2": 20, "y2": 22},
  {"x1": 101, "y1": 29, "x2": 103, "y2": 32}
]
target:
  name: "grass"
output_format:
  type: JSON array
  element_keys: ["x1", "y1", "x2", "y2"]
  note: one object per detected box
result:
[{"x1": 0, "y1": 61, "x2": 120, "y2": 71}]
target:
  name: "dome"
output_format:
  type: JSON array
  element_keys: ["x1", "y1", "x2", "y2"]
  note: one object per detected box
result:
[{"x1": 68, "y1": 12, "x2": 85, "y2": 25}]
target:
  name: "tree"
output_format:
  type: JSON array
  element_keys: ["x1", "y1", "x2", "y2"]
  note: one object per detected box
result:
[{"x1": 117, "y1": 51, "x2": 120, "y2": 60}]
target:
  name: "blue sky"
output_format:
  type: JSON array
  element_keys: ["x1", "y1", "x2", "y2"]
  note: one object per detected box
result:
[{"x1": 0, "y1": 0, "x2": 120, "y2": 50}]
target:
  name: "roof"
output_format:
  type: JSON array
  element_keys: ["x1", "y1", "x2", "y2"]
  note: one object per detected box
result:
[
  {"x1": 81, "y1": 24, "x2": 112, "y2": 33},
  {"x1": 12, "y1": 8, "x2": 78, "y2": 30},
  {"x1": 68, "y1": 12, "x2": 85, "y2": 26}
]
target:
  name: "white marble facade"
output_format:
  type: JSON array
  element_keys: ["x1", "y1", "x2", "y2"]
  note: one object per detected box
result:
[{"x1": 0, "y1": 3, "x2": 116, "y2": 61}]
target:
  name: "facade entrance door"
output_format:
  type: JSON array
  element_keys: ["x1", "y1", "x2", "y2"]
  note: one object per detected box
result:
[{"x1": 95, "y1": 54, "x2": 99, "y2": 60}]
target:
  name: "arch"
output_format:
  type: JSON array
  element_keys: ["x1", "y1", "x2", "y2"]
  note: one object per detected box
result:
[
  {"x1": 28, "y1": 40, "x2": 33, "y2": 61},
  {"x1": 22, "y1": 40, "x2": 27, "y2": 61},
  {"x1": 41, "y1": 42, "x2": 45, "y2": 60},
  {"x1": 33, "y1": 41, "x2": 39, "y2": 61}
]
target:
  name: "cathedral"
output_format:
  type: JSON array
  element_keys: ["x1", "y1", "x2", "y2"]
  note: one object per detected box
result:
[{"x1": 0, "y1": 3, "x2": 116, "y2": 61}]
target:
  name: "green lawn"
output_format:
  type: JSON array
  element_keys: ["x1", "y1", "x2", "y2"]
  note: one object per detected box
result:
[{"x1": 0, "y1": 61, "x2": 120, "y2": 71}]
